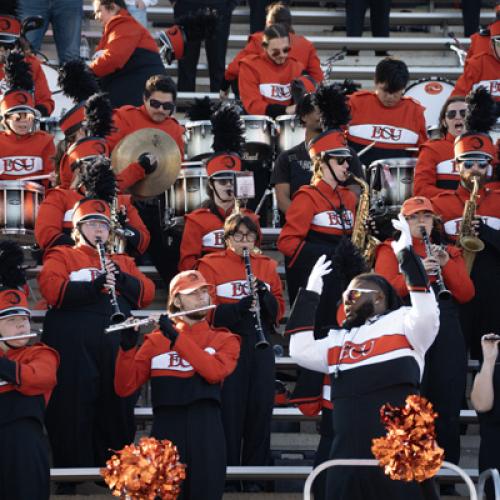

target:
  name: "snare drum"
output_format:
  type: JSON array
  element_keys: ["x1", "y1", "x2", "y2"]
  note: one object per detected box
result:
[
  {"x1": 368, "y1": 158, "x2": 416, "y2": 208},
  {"x1": 0, "y1": 181, "x2": 44, "y2": 242},
  {"x1": 184, "y1": 121, "x2": 213, "y2": 160},
  {"x1": 241, "y1": 115, "x2": 275, "y2": 158},
  {"x1": 166, "y1": 162, "x2": 208, "y2": 218},
  {"x1": 404, "y1": 78, "x2": 454, "y2": 130},
  {"x1": 276, "y1": 115, "x2": 305, "y2": 152}
]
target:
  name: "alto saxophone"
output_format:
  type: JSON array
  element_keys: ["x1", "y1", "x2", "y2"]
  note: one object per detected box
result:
[
  {"x1": 350, "y1": 174, "x2": 380, "y2": 267},
  {"x1": 457, "y1": 176, "x2": 485, "y2": 274}
]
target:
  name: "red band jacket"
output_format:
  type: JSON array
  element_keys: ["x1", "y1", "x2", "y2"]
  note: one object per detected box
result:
[
  {"x1": 0, "y1": 54, "x2": 54, "y2": 116},
  {"x1": 115, "y1": 320, "x2": 240, "y2": 407},
  {"x1": 413, "y1": 133, "x2": 459, "y2": 198},
  {"x1": 466, "y1": 22, "x2": 500, "y2": 63},
  {"x1": 106, "y1": 104, "x2": 185, "y2": 191},
  {"x1": 224, "y1": 31, "x2": 323, "y2": 85},
  {"x1": 38, "y1": 244, "x2": 155, "y2": 309},
  {"x1": 452, "y1": 52, "x2": 500, "y2": 101},
  {"x1": 179, "y1": 206, "x2": 255, "y2": 271},
  {"x1": 197, "y1": 248, "x2": 285, "y2": 335},
  {"x1": 34, "y1": 187, "x2": 150, "y2": 254},
  {"x1": 277, "y1": 179, "x2": 357, "y2": 269},
  {"x1": 239, "y1": 53, "x2": 306, "y2": 117},
  {"x1": 374, "y1": 237, "x2": 475, "y2": 304},
  {"x1": 0, "y1": 130, "x2": 55, "y2": 186},
  {"x1": 90, "y1": 9, "x2": 160, "y2": 78},
  {"x1": 0, "y1": 343, "x2": 59, "y2": 426},
  {"x1": 347, "y1": 90, "x2": 428, "y2": 151}
]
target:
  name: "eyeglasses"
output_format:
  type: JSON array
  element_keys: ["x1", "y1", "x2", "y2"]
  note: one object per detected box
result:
[
  {"x1": 83, "y1": 221, "x2": 110, "y2": 229},
  {"x1": 270, "y1": 47, "x2": 291, "y2": 57},
  {"x1": 213, "y1": 178, "x2": 234, "y2": 186},
  {"x1": 7, "y1": 112, "x2": 35, "y2": 121},
  {"x1": 459, "y1": 159, "x2": 490, "y2": 169},
  {"x1": 148, "y1": 99, "x2": 175, "y2": 112},
  {"x1": 343, "y1": 288, "x2": 378, "y2": 303},
  {"x1": 445, "y1": 109, "x2": 466, "y2": 119},
  {"x1": 232, "y1": 231, "x2": 257, "y2": 242},
  {"x1": 406, "y1": 212, "x2": 434, "y2": 222}
]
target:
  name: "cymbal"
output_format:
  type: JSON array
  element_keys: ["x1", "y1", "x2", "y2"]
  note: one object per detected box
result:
[{"x1": 111, "y1": 128, "x2": 181, "y2": 198}]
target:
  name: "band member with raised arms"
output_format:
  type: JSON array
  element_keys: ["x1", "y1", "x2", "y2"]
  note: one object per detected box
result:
[
  {"x1": 374, "y1": 197, "x2": 474, "y2": 481},
  {"x1": 431, "y1": 88, "x2": 500, "y2": 359},
  {"x1": 38, "y1": 158, "x2": 154, "y2": 494},
  {"x1": 197, "y1": 212, "x2": 284, "y2": 492},
  {"x1": 115, "y1": 270, "x2": 240, "y2": 500},
  {"x1": 0, "y1": 5, "x2": 54, "y2": 116},
  {"x1": 413, "y1": 96, "x2": 467, "y2": 199},
  {"x1": 179, "y1": 104, "x2": 255, "y2": 271},
  {"x1": 0, "y1": 50, "x2": 55, "y2": 186},
  {"x1": 465, "y1": 3, "x2": 500, "y2": 63},
  {"x1": 238, "y1": 23, "x2": 315, "y2": 118},
  {"x1": 347, "y1": 58, "x2": 427, "y2": 167},
  {"x1": 286, "y1": 217, "x2": 440, "y2": 499},
  {"x1": 35, "y1": 93, "x2": 150, "y2": 256},
  {"x1": 0, "y1": 241, "x2": 59, "y2": 500},
  {"x1": 90, "y1": 0, "x2": 166, "y2": 108},
  {"x1": 221, "y1": 2, "x2": 323, "y2": 98}
]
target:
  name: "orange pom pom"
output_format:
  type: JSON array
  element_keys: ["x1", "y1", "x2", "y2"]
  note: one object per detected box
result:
[{"x1": 371, "y1": 394, "x2": 444, "y2": 482}]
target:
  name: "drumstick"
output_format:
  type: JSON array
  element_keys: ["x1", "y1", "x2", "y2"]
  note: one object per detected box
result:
[
  {"x1": 357, "y1": 141, "x2": 377, "y2": 158},
  {"x1": 18, "y1": 174, "x2": 52, "y2": 182}
]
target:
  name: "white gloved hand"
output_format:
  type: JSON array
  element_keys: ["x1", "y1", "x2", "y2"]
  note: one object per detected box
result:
[
  {"x1": 390, "y1": 213, "x2": 413, "y2": 254},
  {"x1": 306, "y1": 255, "x2": 333, "y2": 295}
]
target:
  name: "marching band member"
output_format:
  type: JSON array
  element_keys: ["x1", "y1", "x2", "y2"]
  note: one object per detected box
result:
[
  {"x1": 374, "y1": 197, "x2": 474, "y2": 480},
  {"x1": 197, "y1": 212, "x2": 284, "y2": 492},
  {"x1": 452, "y1": 22, "x2": 500, "y2": 102},
  {"x1": 38, "y1": 158, "x2": 154, "y2": 494},
  {"x1": 347, "y1": 57, "x2": 428, "y2": 167},
  {"x1": 286, "y1": 219, "x2": 440, "y2": 499},
  {"x1": 238, "y1": 23, "x2": 316, "y2": 118},
  {"x1": 115, "y1": 269, "x2": 240, "y2": 500},
  {"x1": 0, "y1": 50, "x2": 55, "y2": 186},
  {"x1": 179, "y1": 104, "x2": 255, "y2": 271},
  {"x1": 0, "y1": 5, "x2": 54, "y2": 116},
  {"x1": 90, "y1": 0, "x2": 166, "y2": 108},
  {"x1": 465, "y1": 3, "x2": 500, "y2": 62},
  {"x1": 0, "y1": 241, "x2": 59, "y2": 500},
  {"x1": 35, "y1": 93, "x2": 150, "y2": 256},
  {"x1": 413, "y1": 96, "x2": 467, "y2": 199},
  {"x1": 431, "y1": 88, "x2": 500, "y2": 360},
  {"x1": 221, "y1": 2, "x2": 323, "y2": 98}
]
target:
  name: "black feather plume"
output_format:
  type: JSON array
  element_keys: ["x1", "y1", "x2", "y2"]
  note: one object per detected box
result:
[
  {"x1": 465, "y1": 87, "x2": 497, "y2": 134},
  {"x1": 331, "y1": 238, "x2": 368, "y2": 289},
  {"x1": 85, "y1": 92, "x2": 113, "y2": 138},
  {"x1": 211, "y1": 104, "x2": 245, "y2": 154},
  {"x1": 314, "y1": 83, "x2": 351, "y2": 131},
  {"x1": 177, "y1": 8, "x2": 218, "y2": 41},
  {"x1": 0, "y1": 241, "x2": 26, "y2": 290},
  {"x1": 0, "y1": 0, "x2": 18, "y2": 16},
  {"x1": 80, "y1": 157, "x2": 116, "y2": 204},
  {"x1": 58, "y1": 59, "x2": 100, "y2": 103},
  {"x1": 4, "y1": 50, "x2": 33, "y2": 92},
  {"x1": 186, "y1": 96, "x2": 213, "y2": 121},
  {"x1": 341, "y1": 79, "x2": 361, "y2": 96}
]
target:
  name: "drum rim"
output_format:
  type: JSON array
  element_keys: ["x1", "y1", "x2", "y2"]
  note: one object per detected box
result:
[
  {"x1": 0, "y1": 180, "x2": 45, "y2": 192},
  {"x1": 275, "y1": 114, "x2": 304, "y2": 123},
  {"x1": 368, "y1": 157, "x2": 418, "y2": 169},
  {"x1": 185, "y1": 120, "x2": 212, "y2": 128},
  {"x1": 241, "y1": 115, "x2": 275, "y2": 124}
]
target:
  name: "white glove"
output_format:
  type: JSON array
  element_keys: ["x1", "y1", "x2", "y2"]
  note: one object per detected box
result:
[
  {"x1": 306, "y1": 255, "x2": 332, "y2": 295},
  {"x1": 390, "y1": 213, "x2": 413, "y2": 254}
]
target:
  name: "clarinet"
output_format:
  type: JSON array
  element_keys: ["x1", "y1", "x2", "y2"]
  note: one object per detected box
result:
[
  {"x1": 420, "y1": 227, "x2": 452, "y2": 300},
  {"x1": 95, "y1": 237, "x2": 126, "y2": 324},
  {"x1": 242, "y1": 247, "x2": 270, "y2": 350}
]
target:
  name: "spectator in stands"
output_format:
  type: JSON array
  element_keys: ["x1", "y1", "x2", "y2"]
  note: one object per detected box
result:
[
  {"x1": 174, "y1": 0, "x2": 235, "y2": 92},
  {"x1": 221, "y1": 2, "x2": 323, "y2": 98},
  {"x1": 471, "y1": 333, "x2": 500, "y2": 500},
  {"x1": 239, "y1": 24, "x2": 315, "y2": 118},
  {"x1": 125, "y1": 0, "x2": 157, "y2": 27},
  {"x1": 347, "y1": 57, "x2": 427, "y2": 168},
  {"x1": 375, "y1": 196, "x2": 474, "y2": 486},
  {"x1": 465, "y1": 2, "x2": 500, "y2": 63},
  {"x1": 461, "y1": 0, "x2": 484, "y2": 37},
  {"x1": 17, "y1": 0, "x2": 83, "y2": 64},
  {"x1": 453, "y1": 23, "x2": 500, "y2": 102},
  {"x1": 345, "y1": 0, "x2": 391, "y2": 56},
  {"x1": 413, "y1": 96, "x2": 467, "y2": 199},
  {"x1": 249, "y1": 0, "x2": 271, "y2": 33},
  {"x1": 90, "y1": 0, "x2": 165, "y2": 108}
]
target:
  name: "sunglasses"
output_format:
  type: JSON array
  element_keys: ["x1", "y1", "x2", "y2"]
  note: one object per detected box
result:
[
  {"x1": 325, "y1": 155, "x2": 349, "y2": 165},
  {"x1": 459, "y1": 159, "x2": 490, "y2": 169},
  {"x1": 270, "y1": 47, "x2": 291, "y2": 57},
  {"x1": 232, "y1": 231, "x2": 257, "y2": 242},
  {"x1": 445, "y1": 109, "x2": 466, "y2": 119},
  {"x1": 343, "y1": 288, "x2": 378, "y2": 303},
  {"x1": 149, "y1": 99, "x2": 175, "y2": 112}
]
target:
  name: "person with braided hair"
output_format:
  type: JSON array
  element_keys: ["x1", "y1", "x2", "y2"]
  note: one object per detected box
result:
[{"x1": 38, "y1": 157, "x2": 154, "y2": 495}]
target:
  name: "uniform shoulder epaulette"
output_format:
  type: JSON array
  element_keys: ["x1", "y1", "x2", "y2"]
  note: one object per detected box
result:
[
  {"x1": 119, "y1": 105, "x2": 139, "y2": 114},
  {"x1": 402, "y1": 94, "x2": 425, "y2": 109},
  {"x1": 201, "y1": 249, "x2": 227, "y2": 261},
  {"x1": 351, "y1": 90, "x2": 372, "y2": 98},
  {"x1": 186, "y1": 207, "x2": 210, "y2": 217}
]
